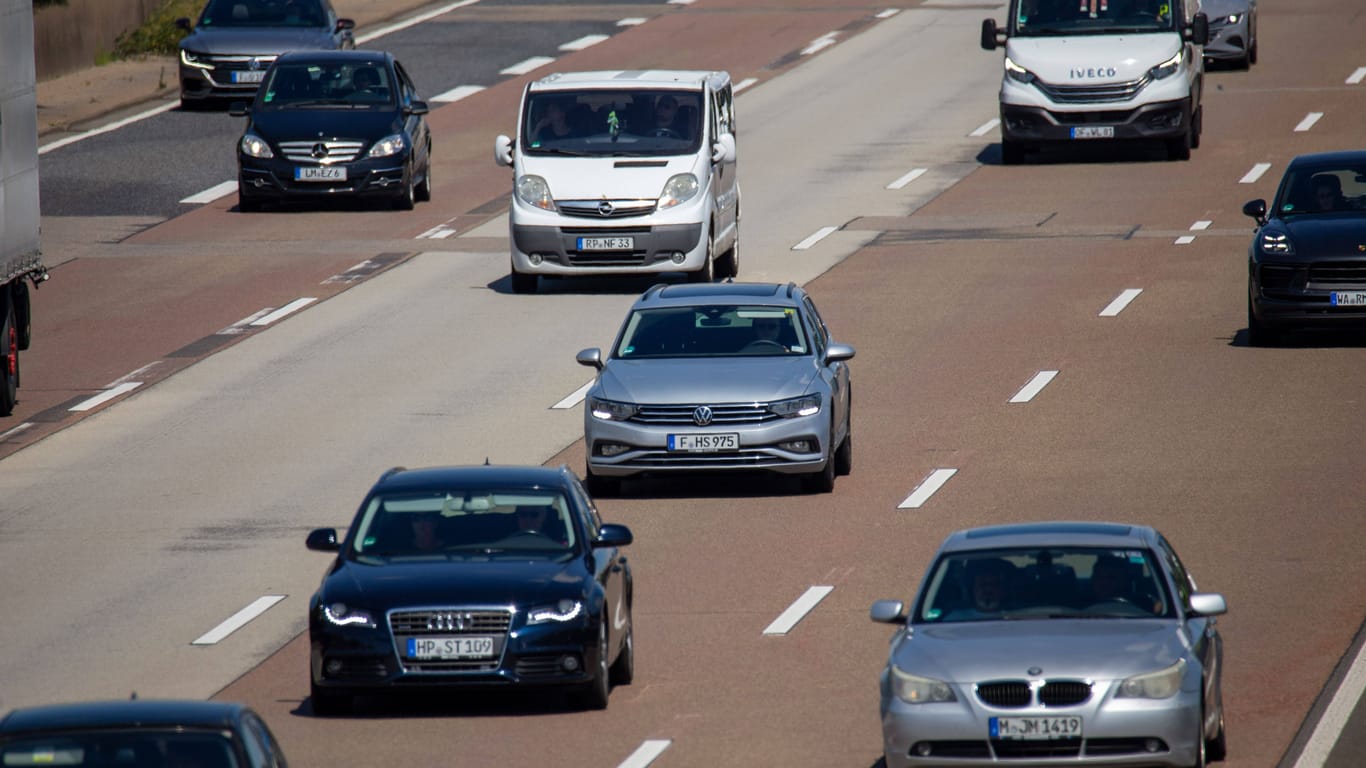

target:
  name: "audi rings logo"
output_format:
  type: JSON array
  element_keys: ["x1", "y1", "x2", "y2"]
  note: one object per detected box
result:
[
  {"x1": 427, "y1": 612, "x2": 472, "y2": 631},
  {"x1": 597, "y1": 200, "x2": 615, "y2": 217},
  {"x1": 311, "y1": 143, "x2": 330, "y2": 159},
  {"x1": 692, "y1": 405, "x2": 714, "y2": 426}
]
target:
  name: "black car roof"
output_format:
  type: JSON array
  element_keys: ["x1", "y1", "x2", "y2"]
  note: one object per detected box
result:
[
  {"x1": 1285, "y1": 150, "x2": 1366, "y2": 168},
  {"x1": 372, "y1": 465, "x2": 574, "y2": 493},
  {"x1": 941, "y1": 521, "x2": 1154, "y2": 553},
  {"x1": 0, "y1": 700, "x2": 246, "y2": 736},
  {"x1": 274, "y1": 49, "x2": 391, "y2": 67},
  {"x1": 636, "y1": 282, "x2": 802, "y2": 307}
]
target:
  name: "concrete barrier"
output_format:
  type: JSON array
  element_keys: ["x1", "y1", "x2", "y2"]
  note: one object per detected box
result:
[{"x1": 34, "y1": 0, "x2": 163, "y2": 81}]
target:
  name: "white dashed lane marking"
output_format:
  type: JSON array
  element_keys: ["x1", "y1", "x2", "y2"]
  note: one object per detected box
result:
[
  {"x1": 1099, "y1": 288, "x2": 1142, "y2": 317},
  {"x1": 617, "y1": 17, "x2": 646, "y2": 26},
  {"x1": 887, "y1": 168, "x2": 927, "y2": 190},
  {"x1": 764, "y1": 586, "x2": 835, "y2": 635},
  {"x1": 876, "y1": 8, "x2": 901, "y2": 18},
  {"x1": 969, "y1": 118, "x2": 1000, "y2": 137},
  {"x1": 500, "y1": 56, "x2": 556, "y2": 76},
  {"x1": 192, "y1": 596, "x2": 287, "y2": 646},
  {"x1": 1009, "y1": 370, "x2": 1058, "y2": 404},
  {"x1": 70, "y1": 382, "x2": 143, "y2": 412},
  {"x1": 552, "y1": 380, "x2": 595, "y2": 410},
  {"x1": 417, "y1": 224, "x2": 458, "y2": 239},
  {"x1": 802, "y1": 32, "x2": 839, "y2": 56},
  {"x1": 1347, "y1": 67, "x2": 1366, "y2": 85},
  {"x1": 1240, "y1": 163, "x2": 1272, "y2": 184},
  {"x1": 792, "y1": 226, "x2": 838, "y2": 251},
  {"x1": 431, "y1": 85, "x2": 485, "y2": 103},
  {"x1": 0, "y1": 423, "x2": 35, "y2": 441},
  {"x1": 1294, "y1": 112, "x2": 1324, "y2": 132},
  {"x1": 180, "y1": 181, "x2": 237, "y2": 205},
  {"x1": 898, "y1": 468, "x2": 957, "y2": 509},
  {"x1": 250, "y1": 298, "x2": 317, "y2": 327},
  {"x1": 560, "y1": 34, "x2": 609, "y2": 51},
  {"x1": 733, "y1": 77, "x2": 758, "y2": 93},
  {"x1": 617, "y1": 741, "x2": 672, "y2": 768}
]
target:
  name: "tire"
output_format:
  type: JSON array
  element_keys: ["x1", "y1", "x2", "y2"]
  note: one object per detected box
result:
[
  {"x1": 608, "y1": 608, "x2": 634, "y2": 686},
  {"x1": 1188, "y1": 706, "x2": 1209, "y2": 768},
  {"x1": 1001, "y1": 140, "x2": 1026, "y2": 166},
  {"x1": 716, "y1": 222, "x2": 740, "y2": 279},
  {"x1": 1248, "y1": 28, "x2": 1258, "y2": 65},
  {"x1": 309, "y1": 682, "x2": 351, "y2": 717},
  {"x1": 1206, "y1": 706, "x2": 1227, "y2": 762},
  {"x1": 0, "y1": 291, "x2": 17, "y2": 417},
  {"x1": 833, "y1": 431, "x2": 852, "y2": 477},
  {"x1": 1167, "y1": 128, "x2": 1192, "y2": 161},
  {"x1": 572, "y1": 621, "x2": 611, "y2": 711},
  {"x1": 802, "y1": 455, "x2": 835, "y2": 494},
  {"x1": 585, "y1": 468, "x2": 620, "y2": 498},
  {"x1": 1190, "y1": 105, "x2": 1202, "y2": 150},
  {"x1": 392, "y1": 176, "x2": 416, "y2": 210},
  {"x1": 510, "y1": 268, "x2": 538, "y2": 294},
  {"x1": 686, "y1": 231, "x2": 714, "y2": 283},
  {"x1": 1246, "y1": 294, "x2": 1278, "y2": 347},
  {"x1": 179, "y1": 97, "x2": 205, "y2": 112},
  {"x1": 414, "y1": 157, "x2": 432, "y2": 203},
  {"x1": 13, "y1": 278, "x2": 31, "y2": 350}
]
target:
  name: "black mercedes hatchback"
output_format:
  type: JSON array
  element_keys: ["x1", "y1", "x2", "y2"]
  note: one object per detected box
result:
[
  {"x1": 231, "y1": 50, "x2": 432, "y2": 211},
  {"x1": 305, "y1": 465, "x2": 635, "y2": 715}
]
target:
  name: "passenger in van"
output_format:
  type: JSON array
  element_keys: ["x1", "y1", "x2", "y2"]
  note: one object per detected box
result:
[
  {"x1": 651, "y1": 95, "x2": 686, "y2": 138},
  {"x1": 532, "y1": 99, "x2": 575, "y2": 143}
]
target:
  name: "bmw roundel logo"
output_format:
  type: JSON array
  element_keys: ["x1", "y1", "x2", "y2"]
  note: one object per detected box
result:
[
  {"x1": 1028, "y1": 666, "x2": 1043, "y2": 676},
  {"x1": 692, "y1": 406, "x2": 713, "y2": 426},
  {"x1": 597, "y1": 200, "x2": 615, "y2": 216}
]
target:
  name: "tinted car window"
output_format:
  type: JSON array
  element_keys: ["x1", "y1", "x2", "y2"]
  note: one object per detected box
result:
[
  {"x1": 200, "y1": 0, "x2": 328, "y2": 27},
  {"x1": 522, "y1": 89, "x2": 703, "y2": 155},
  {"x1": 1273, "y1": 164, "x2": 1366, "y2": 216},
  {"x1": 348, "y1": 489, "x2": 578, "y2": 558},
  {"x1": 259, "y1": 61, "x2": 394, "y2": 107},
  {"x1": 614, "y1": 305, "x2": 809, "y2": 358},
  {"x1": 1, "y1": 731, "x2": 239, "y2": 768}
]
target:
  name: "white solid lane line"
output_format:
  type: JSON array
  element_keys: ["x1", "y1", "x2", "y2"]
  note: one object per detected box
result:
[
  {"x1": 802, "y1": 33, "x2": 839, "y2": 56},
  {"x1": 552, "y1": 380, "x2": 595, "y2": 410},
  {"x1": 431, "y1": 84, "x2": 485, "y2": 103},
  {"x1": 1294, "y1": 112, "x2": 1324, "y2": 132},
  {"x1": 1347, "y1": 67, "x2": 1366, "y2": 85},
  {"x1": 792, "y1": 226, "x2": 838, "y2": 251},
  {"x1": 192, "y1": 596, "x2": 287, "y2": 646},
  {"x1": 1009, "y1": 370, "x2": 1058, "y2": 404},
  {"x1": 617, "y1": 17, "x2": 647, "y2": 26},
  {"x1": 898, "y1": 468, "x2": 957, "y2": 509},
  {"x1": 876, "y1": 8, "x2": 901, "y2": 18},
  {"x1": 180, "y1": 181, "x2": 238, "y2": 205},
  {"x1": 39, "y1": 102, "x2": 177, "y2": 155},
  {"x1": 561, "y1": 34, "x2": 609, "y2": 52},
  {"x1": 969, "y1": 118, "x2": 1000, "y2": 137},
  {"x1": 1099, "y1": 288, "x2": 1142, "y2": 317},
  {"x1": 763, "y1": 586, "x2": 835, "y2": 635},
  {"x1": 0, "y1": 423, "x2": 34, "y2": 441},
  {"x1": 617, "y1": 741, "x2": 673, "y2": 768},
  {"x1": 1292, "y1": 636, "x2": 1366, "y2": 768},
  {"x1": 733, "y1": 77, "x2": 759, "y2": 93},
  {"x1": 70, "y1": 383, "x2": 143, "y2": 412},
  {"x1": 887, "y1": 168, "x2": 928, "y2": 191},
  {"x1": 355, "y1": 0, "x2": 480, "y2": 45},
  {"x1": 249, "y1": 298, "x2": 318, "y2": 327},
  {"x1": 416, "y1": 225, "x2": 457, "y2": 239},
  {"x1": 500, "y1": 57, "x2": 556, "y2": 76},
  {"x1": 1240, "y1": 163, "x2": 1272, "y2": 184}
]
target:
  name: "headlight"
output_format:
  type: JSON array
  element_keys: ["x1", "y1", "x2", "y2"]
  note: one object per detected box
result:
[
  {"x1": 180, "y1": 49, "x2": 211, "y2": 70},
  {"x1": 1117, "y1": 659, "x2": 1186, "y2": 699},
  {"x1": 368, "y1": 134, "x2": 406, "y2": 158},
  {"x1": 322, "y1": 602, "x2": 376, "y2": 628},
  {"x1": 590, "y1": 397, "x2": 638, "y2": 421},
  {"x1": 528, "y1": 599, "x2": 583, "y2": 624},
  {"x1": 239, "y1": 133, "x2": 273, "y2": 159},
  {"x1": 657, "y1": 173, "x2": 700, "y2": 210},
  {"x1": 1149, "y1": 50, "x2": 1183, "y2": 80},
  {"x1": 1217, "y1": 13, "x2": 1240, "y2": 24},
  {"x1": 1259, "y1": 232, "x2": 1294, "y2": 255},
  {"x1": 890, "y1": 666, "x2": 956, "y2": 704},
  {"x1": 1004, "y1": 56, "x2": 1035, "y2": 84},
  {"x1": 516, "y1": 174, "x2": 555, "y2": 211},
  {"x1": 770, "y1": 393, "x2": 821, "y2": 418}
]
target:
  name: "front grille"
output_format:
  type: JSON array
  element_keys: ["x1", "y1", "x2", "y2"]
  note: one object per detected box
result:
[
  {"x1": 567, "y1": 252, "x2": 649, "y2": 266},
  {"x1": 1035, "y1": 76, "x2": 1151, "y2": 104},
  {"x1": 1258, "y1": 264, "x2": 1300, "y2": 294},
  {"x1": 278, "y1": 140, "x2": 366, "y2": 164},
  {"x1": 630, "y1": 402, "x2": 778, "y2": 426},
  {"x1": 977, "y1": 681, "x2": 1031, "y2": 708},
  {"x1": 1085, "y1": 737, "x2": 1167, "y2": 756},
  {"x1": 203, "y1": 54, "x2": 277, "y2": 72},
  {"x1": 1309, "y1": 261, "x2": 1366, "y2": 287},
  {"x1": 557, "y1": 200, "x2": 656, "y2": 219},
  {"x1": 390, "y1": 609, "x2": 512, "y2": 634},
  {"x1": 324, "y1": 657, "x2": 389, "y2": 680},
  {"x1": 404, "y1": 658, "x2": 501, "y2": 673},
  {"x1": 1039, "y1": 680, "x2": 1092, "y2": 707},
  {"x1": 992, "y1": 738, "x2": 1082, "y2": 758},
  {"x1": 614, "y1": 449, "x2": 790, "y2": 468},
  {"x1": 1047, "y1": 109, "x2": 1137, "y2": 125},
  {"x1": 560, "y1": 226, "x2": 651, "y2": 236}
]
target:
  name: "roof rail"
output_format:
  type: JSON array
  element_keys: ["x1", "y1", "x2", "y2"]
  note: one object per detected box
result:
[
  {"x1": 785, "y1": 282, "x2": 797, "y2": 299},
  {"x1": 378, "y1": 466, "x2": 407, "y2": 482},
  {"x1": 643, "y1": 283, "x2": 669, "y2": 301}
]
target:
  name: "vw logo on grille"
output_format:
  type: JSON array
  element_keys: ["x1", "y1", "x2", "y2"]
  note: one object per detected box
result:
[
  {"x1": 247, "y1": 57, "x2": 261, "y2": 71},
  {"x1": 427, "y1": 612, "x2": 472, "y2": 631},
  {"x1": 597, "y1": 200, "x2": 615, "y2": 217},
  {"x1": 311, "y1": 143, "x2": 329, "y2": 159},
  {"x1": 692, "y1": 405, "x2": 713, "y2": 426}
]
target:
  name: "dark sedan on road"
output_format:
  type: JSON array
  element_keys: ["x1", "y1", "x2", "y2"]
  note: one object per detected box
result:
[
  {"x1": 0, "y1": 699, "x2": 289, "y2": 768},
  {"x1": 305, "y1": 465, "x2": 635, "y2": 715},
  {"x1": 1244, "y1": 150, "x2": 1366, "y2": 346},
  {"x1": 177, "y1": 0, "x2": 355, "y2": 110},
  {"x1": 232, "y1": 50, "x2": 432, "y2": 211}
]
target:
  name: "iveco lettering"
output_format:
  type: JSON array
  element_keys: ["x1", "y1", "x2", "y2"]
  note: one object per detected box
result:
[{"x1": 982, "y1": 0, "x2": 1210, "y2": 163}]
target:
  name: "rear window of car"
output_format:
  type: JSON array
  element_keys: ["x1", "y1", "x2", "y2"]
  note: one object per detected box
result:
[
  {"x1": 615, "y1": 305, "x2": 809, "y2": 358},
  {"x1": 1, "y1": 731, "x2": 238, "y2": 767}
]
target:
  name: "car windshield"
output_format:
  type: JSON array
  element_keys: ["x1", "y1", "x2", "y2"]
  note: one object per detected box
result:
[
  {"x1": 913, "y1": 546, "x2": 1175, "y2": 623},
  {"x1": 1011, "y1": 0, "x2": 1177, "y2": 35},
  {"x1": 0, "y1": 730, "x2": 239, "y2": 768},
  {"x1": 615, "y1": 305, "x2": 809, "y2": 359},
  {"x1": 348, "y1": 489, "x2": 577, "y2": 559},
  {"x1": 521, "y1": 89, "x2": 703, "y2": 156},
  {"x1": 199, "y1": 0, "x2": 328, "y2": 28},
  {"x1": 1272, "y1": 165, "x2": 1366, "y2": 217},
  {"x1": 257, "y1": 62, "x2": 393, "y2": 108}
]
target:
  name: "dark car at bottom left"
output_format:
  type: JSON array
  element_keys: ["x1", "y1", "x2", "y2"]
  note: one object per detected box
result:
[
  {"x1": 0, "y1": 699, "x2": 289, "y2": 768},
  {"x1": 231, "y1": 50, "x2": 432, "y2": 211},
  {"x1": 305, "y1": 464, "x2": 635, "y2": 715}
]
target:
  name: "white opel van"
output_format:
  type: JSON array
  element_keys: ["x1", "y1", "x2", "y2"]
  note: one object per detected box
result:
[
  {"x1": 494, "y1": 70, "x2": 739, "y2": 293},
  {"x1": 982, "y1": 0, "x2": 1209, "y2": 163}
]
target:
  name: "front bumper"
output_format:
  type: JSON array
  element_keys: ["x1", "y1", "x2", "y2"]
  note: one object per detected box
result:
[
  {"x1": 239, "y1": 154, "x2": 410, "y2": 201},
  {"x1": 1000, "y1": 97, "x2": 1193, "y2": 145},
  {"x1": 179, "y1": 64, "x2": 265, "y2": 103},
  {"x1": 1204, "y1": 22, "x2": 1250, "y2": 61},
  {"x1": 585, "y1": 408, "x2": 830, "y2": 478},
  {"x1": 1249, "y1": 258, "x2": 1366, "y2": 330}
]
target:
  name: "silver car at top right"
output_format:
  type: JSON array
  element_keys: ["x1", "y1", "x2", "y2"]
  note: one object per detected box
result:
[{"x1": 1202, "y1": 0, "x2": 1257, "y2": 68}]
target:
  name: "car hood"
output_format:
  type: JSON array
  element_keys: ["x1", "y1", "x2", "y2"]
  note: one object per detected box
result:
[
  {"x1": 324, "y1": 557, "x2": 587, "y2": 607},
  {"x1": 1005, "y1": 35, "x2": 1181, "y2": 84},
  {"x1": 180, "y1": 28, "x2": 337, "y2": 56},
  {"x1": 249, "y1": 109, "x2": 402, "y2": 143},
  {"x1": 892, "y1": 620, "x2": 1186, "y2": 682},
  {"x1": 598, "y1": 357, "x2": 818, "y2": 404},
  {"x1": 519, "y1": 154, "x2": 703, "y2": 200},
  {"x1": 1275, "y1": 215, "x2": 1366, "y2": 256},
  {"x1": 1202, "y1": 0, "x2": 1249, "y2": 18}
]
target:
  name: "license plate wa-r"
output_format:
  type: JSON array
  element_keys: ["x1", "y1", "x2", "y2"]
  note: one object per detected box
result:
[{"x1": 1330, "y1": 291, "x2": 1366, "y2": 306}]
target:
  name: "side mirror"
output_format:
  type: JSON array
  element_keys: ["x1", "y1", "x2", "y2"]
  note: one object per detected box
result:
[
  {"x1": 870, "y1": 599, "x2": 905, "y2": 624},
  {"x1": 306, "y1": 528, "x2": 340, "y2": 552},
  {"x1": 1188, "y1": 12, "x2": 1209, "y2": 45},
  {"x1": 336, "y1": 18, "x2": 356, "y2": 32},
  {"x1": 711, "y1": 132, "x2": 737, "y2": 165},
  {"x1": 592, "y1": 523, "x2": 633, "y2": 548},
  {"x1": 1188, "y1": 592, "x2": 1227, "y2": 617},
  {"x1": 981, "y1": 18, "x2": 1002, "y2": 51},
  {"x1": 494, "y1": 134, "x2": 514, "y2": 167},
  {"x1": 405, "y1": 100, "x2": 429, "y2": 116},
  {"x1": 175, "y1": 17, "x2": 193, "y2": 32},
  {"x1": 228, "y1": 101, "x2": 249, "y2": 117},
  {"x1": 576, "y1": 347, "x2": 603, "y2": 370},
  {"x1": 825, "y1": 342, "x2": 856, "y2": 364},
  {"x1": 1242, "y1": 198, "x2": 1267, "y2": 226}
]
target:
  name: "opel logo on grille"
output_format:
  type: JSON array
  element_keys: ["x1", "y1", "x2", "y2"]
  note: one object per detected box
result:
[
  {"x1": 597, "y1": 200, "x2": 615, "y2": 217},
  {"x1": 311, "y1": 143, "x2": 329, "y2": 159},
  {"x1": 427, "y1": 612, "x2": 472, "y2": 631},
  {"x1": 692, "y1": 405, "x2": 713, "y2": 426}
]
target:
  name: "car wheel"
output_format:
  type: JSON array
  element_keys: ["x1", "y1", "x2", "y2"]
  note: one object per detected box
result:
[
  {"x1": 687, "y1": 231, "x2": 714, "y2": 283},
  {"x1": 1166, "y1": 128, "x2": 1192, "y2": 161},
  {"x1": 585, "y1": 468, "x2": 620, "y2": 498},
  {"x1": 238, "y1": 192, "x2": 262, "y2": 213},
  {"x1": 309, "y1": 681, "x2": 352, "y2": 717},
  {"x1": 573, "y1": 620, "x2": 611, "y2": 711},
  {"x1": 393, "y1": 176, "x2": 416, "y2": 211},
  {"x1": 1188, "y1": 705, "x2": 1209, "y2": 768},
  {"x1": 179, "y1": 96, "x2": 205, "y2": 112},
  {"x1": 415, "y1": 157, "x2": 432, "y2": 203},
  {"x1": 1246, "y1": 294, "x2": 1279, "y2": 347},
  {"x1": 13, "y1": 278, "x2": 31, "y2": 350},
  {"x1": 1190, "y1": 105, "x2": 1202, "y2": 150},
  {"x1": 0, "y1": 291, "x2": 18, "y2": 417},
  {"x1": 717, "y1": 223, "x2": 739, "y2": 279},
  {"x1": 1001, "y1": 140, "x2": 1026, "y2": 166},
  {"x1": 608, "y1": 607, "x2": 634, "y2": 686},
  {"x1": 1248, "y1": 27, "x2": 1258, "y2": 65},
  {"x1": 802, "y1": 454, "x2": 836, "y2": 494},
  {"x1": 1206, "y1": 705, "x2": 1227, "y2": 762},
  {"x1": 834, "y1": 431, "x2": 852, "y2": 477},
  {"x1": 510, "y1": 266, "x2": 538, "y2": 294}
]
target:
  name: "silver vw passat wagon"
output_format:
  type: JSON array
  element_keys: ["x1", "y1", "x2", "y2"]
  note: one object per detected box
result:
[{"x1": 576, "y1": 282, "x2": 854, "y2": 495}]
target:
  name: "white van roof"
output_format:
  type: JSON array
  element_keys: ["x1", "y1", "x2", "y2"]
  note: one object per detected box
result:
[{"x1": 528, "y1": 70, "x2": 731, "y2": 93}]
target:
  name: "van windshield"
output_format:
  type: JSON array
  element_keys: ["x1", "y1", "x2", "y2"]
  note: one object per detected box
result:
[
  {"x1": 1011, "y1": 0, "x2": 1177, "y2": 36},
  {"x1": 522, "y1": 89, "x2": 703, "y2": 157}
]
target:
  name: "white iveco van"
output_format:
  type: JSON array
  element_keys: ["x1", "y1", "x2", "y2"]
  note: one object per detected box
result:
[
  {"x1": 981, "y1": 0, "x2": 1209, "y2": 163},
  {"x1": 494, "y1": 70, "x2": 739, "y2": 294}
]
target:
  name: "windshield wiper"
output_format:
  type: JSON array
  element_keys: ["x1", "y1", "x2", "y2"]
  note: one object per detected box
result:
[
  {"x1": 530, "y1": 147, "x2": 593, "y2": 157},
  {"x1": 285, "y1": 99, "x2": 354, "y2": 109}
]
